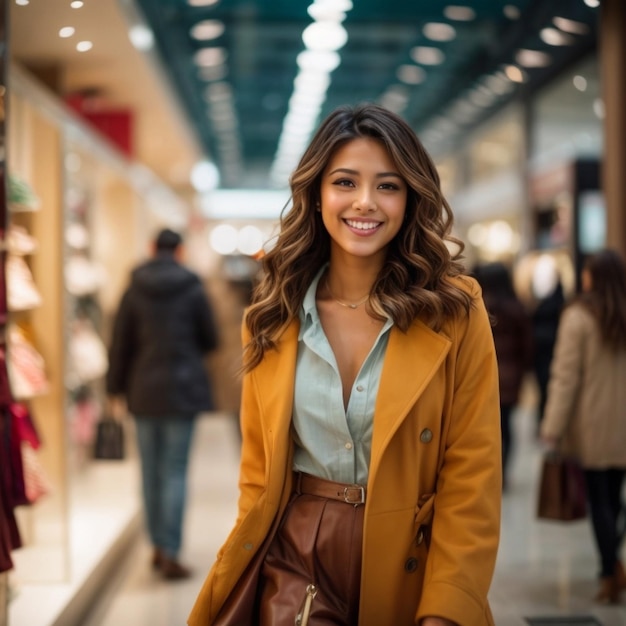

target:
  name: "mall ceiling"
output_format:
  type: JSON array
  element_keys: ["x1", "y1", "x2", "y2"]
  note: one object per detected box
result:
[{"x1": 132, "y1": 0, "x2": 599, "y2": 189}]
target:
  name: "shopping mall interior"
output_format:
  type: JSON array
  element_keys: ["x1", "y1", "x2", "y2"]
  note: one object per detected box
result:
[{"x1": 1, "y1": 0, "x2": 626, "y2": 625}]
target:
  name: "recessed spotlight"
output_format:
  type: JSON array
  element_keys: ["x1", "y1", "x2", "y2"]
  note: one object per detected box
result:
[
  {"x1": 553, "y1": 16, "x2": 590, "y2": 34},
  {"x1": 76, "y1": 41, "x2": 93, "y2": 52},
  {"x1": 573, "y1": 75, "x2": 588, "y2": 91},
  {"x1": 15, "y1": 0, "x2": 29, "y2": 6},
  {"x1": 540, "y1": 27, "x2": 574, "y2": 46},
  {"x1": 194, "y1": 47, "x2": 227, "y2": 68},
  {"x1": 187, "y1": 0, "x2": 219, "y2": 6},
  {"x1": 396, "y1": 64, "x2": 426, "y2": 85},
  {"x1": 59, "y1": 26, "x2": 75, "y2": 38},
  {"x1": 191, "y1": 20, "x2": 225, "y2": 41},
  {"x1": 423, "y1": 22, "x2": 456, "y2": 42},
  {"x1": 443, "y1": 5, "x2": 476, "y2": 21},
  {"x1": 410, "y1": 46, "x2": 445, "y2": 65},
  {"x1": 503, "y1": 5, "x2": 520, "y2": 19},
  {"x1": 129, "y1": 24, "x2": 154, "y2": 50},
  {"x1": 584, "y1": 0, "x2": 600, "y2": 7},
  {"x1": 504, "y1": 65, "x2": 526, "y2": 83},
  {"x1": 70, "y1": 1, "x2": 84, "y2": 8},
  {"x1": 515, "y1": 49, "x2": 551, "y2": 68}
]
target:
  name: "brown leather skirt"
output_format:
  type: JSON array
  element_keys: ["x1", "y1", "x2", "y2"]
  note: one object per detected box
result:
[{"x1": 258, "y1": 472, "x2": 366, "y2": 626}]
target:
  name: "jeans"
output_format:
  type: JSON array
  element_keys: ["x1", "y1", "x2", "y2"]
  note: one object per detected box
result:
[{"x1": 134, "y1": 415, "x2": 196, "y2": 559}]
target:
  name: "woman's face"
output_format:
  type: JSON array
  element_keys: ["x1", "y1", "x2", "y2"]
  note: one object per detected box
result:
[{"x1": 319, "y1": 137, "x2": 407, "y2": 265}]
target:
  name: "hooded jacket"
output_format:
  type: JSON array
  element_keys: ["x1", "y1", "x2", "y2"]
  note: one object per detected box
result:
[
  {"x1": 188, "y1": 277, "x2": 501, "y2": 626},
  {"x1": 106, "y1": 253, "x2": 219, "y2": 416}
]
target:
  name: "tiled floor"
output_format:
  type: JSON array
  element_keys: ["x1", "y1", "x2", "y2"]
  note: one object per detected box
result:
[{"x1": 86, "y1": 407, "x2": 626, "y2": 626}]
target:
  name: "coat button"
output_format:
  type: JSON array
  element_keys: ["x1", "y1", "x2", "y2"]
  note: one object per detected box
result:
[
  {"x1": 243, "y1": 542, "x2": 254, "y2": 550},
  {"x1": 420, "y1": 429, "x2": 433, "y2": 443},
  {"x1": 405, "y1": 557, "x2": 418, "y2": 572}
]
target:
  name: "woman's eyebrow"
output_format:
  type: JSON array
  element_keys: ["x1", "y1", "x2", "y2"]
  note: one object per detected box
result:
[{"x1": 327, "y1": 167, "x2": 403, "y2": 179}]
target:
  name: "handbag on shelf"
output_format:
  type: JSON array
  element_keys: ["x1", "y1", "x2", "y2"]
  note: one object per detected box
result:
[
  {"x1": 537, "y1": 451, "x2": 587, "y2": 522},
  {"x1": 93, "y1": 415, "x2": 125, "y2": 460}
]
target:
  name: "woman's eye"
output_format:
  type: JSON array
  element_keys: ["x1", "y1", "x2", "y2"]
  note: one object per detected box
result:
[
  {"x1": 379, "y1": 182, "x2": 399, "y2": 190},
  {"x1": 333, "y1": 178, "x2": 354, "y2": 187}
]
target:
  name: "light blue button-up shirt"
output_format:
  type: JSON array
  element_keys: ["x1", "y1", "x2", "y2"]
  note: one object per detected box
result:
[{"x1": 292, "y1": 266, "x2": 393, "y2": 485}]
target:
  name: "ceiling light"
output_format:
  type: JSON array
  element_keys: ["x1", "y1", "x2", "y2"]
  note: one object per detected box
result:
[
  {"x1": 191, "y1": 20, "x2": 225, "y2": 41},
  {"x1": 540, "y1": 27, "x2": 574, "y2": 46},
  {"x1": 297, "y1": 50, "x2": 341, "y2": 72},
  {"x1": 307, "y1": 4, "x2": 348, "y2": 22},
  {"x1": 129, "y1": 24, "x2": 154, "y2": 50},
  {"x1": 302, "y1": 21, "x2": 348, "y2": 51},
  {"x1": 443, "y1": 5, "x2": 476, "y2": 21},
  {"x1": 410, "y1": 46, "x2": 445, "y2": 65},
  {"x1": 209, "y1": 224, "x2": 238, "y2": 255},
  {"x1": 515, "y1": 49, "x2": 551, "y2": 67},
  {"x1": 503, "y1": 5, "x2": 520, "y2": 19},
  {"x1": 198, "y1": 65, "x2": 227, "y2": 81},
  {"x1": 553, "y1": 16, "x2": 590, "y2": 34},
  {"x1": 593, "y1": 98, "x2": 604, "y2": 119},
  {"x1": 187, "y1": 0, "x2": 220, "y2": 6},
  {"x1": 15, "y1": 0, "x2": 29, "y2": 6},
  {"x1": 584, "y1": 0, "x2": 600, "y2": 7},
  {"x1": 237, "y1": 226, "x2": 264, "y2": 256},
  {"x1": 504, "y1": 65, "x2": 526, "y2": 83},
  {"x1": 194, "y1": 47, "x2": 227, "y2": 67},
  {"x1": 396, "y1": 64, "x2": 425, "y2": 85},
  {"x1": 76, "y1": 41, "x2": 93, "y2": 52},
  {"x1": 191, "y1": 160, "x2": 220, "y2": 192},
  {"x1": 423, "y1": 22, "x2": 456, "y2": 42},
  {"x1": 70, "y1": 1, "x2": 84, "y2": 7},
  {"x1": 59, "y1": 26, "x2": 75, "y2": 38},
  {"x1": 573, "y1": 75, "x2": 588, "y2": 91}
]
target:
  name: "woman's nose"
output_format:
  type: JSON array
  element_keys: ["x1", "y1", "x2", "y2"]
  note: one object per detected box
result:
[{"x1": 352, "y1": 192, "x2": 376, "y2": 212}]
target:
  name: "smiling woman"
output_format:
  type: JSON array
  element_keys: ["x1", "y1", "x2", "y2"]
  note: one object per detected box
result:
[{"x1": 189, "y1": 103, "x2": 501, "y2": 626}]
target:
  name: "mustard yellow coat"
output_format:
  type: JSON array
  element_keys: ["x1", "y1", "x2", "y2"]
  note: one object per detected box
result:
[{"x1": 189, "y1": 278, "x2": 501, "y2": 626}]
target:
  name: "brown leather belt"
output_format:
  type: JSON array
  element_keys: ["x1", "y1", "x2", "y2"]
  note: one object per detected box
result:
[{"x1": 294, "y1": 471, "x2": 366, "y2": 506}]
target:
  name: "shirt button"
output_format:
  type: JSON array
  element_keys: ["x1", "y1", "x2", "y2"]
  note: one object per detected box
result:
[
  {"x1": 345, "y1": 442, "x2": 353, "y2": 450},
  {"x1": 356, "y1": 385, "x2": 364, "y2": 392}
]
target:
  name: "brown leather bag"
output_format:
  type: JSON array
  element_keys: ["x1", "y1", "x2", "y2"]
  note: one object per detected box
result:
[
  {"x1": 213, "y1": 514, "x2": 282, "y2": 625},
  {"x1": 536, "y1": 452, "x2": 587, "y2": 521}
]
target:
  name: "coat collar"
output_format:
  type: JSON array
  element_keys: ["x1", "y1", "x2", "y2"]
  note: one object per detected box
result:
[{"x1": 251, "y1": 317, "x2": 451, "y2": 464}]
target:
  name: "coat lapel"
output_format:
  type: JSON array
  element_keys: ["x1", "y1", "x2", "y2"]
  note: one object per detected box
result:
[{"x1": 371, "y1": 320, "x2": 451, "y2": 466}]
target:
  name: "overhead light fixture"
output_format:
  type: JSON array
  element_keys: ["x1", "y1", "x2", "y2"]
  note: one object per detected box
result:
[
  {"x1": 422, "y1": 22, "x2": 456, "y2": 42},
  {"x1": 443, "y1": 5, "x2": 476, "y2": 21},
  {"x1": 540, "y1": 27, "x2": 574, "y2": 46},
  {"x1": 297, "y1": 50, "x2": 341, "y2": 73},
  {"x1": 191, "y1": 160, "x2": 220, "y2": 192},
  {"x1": 187, "y1": 0, "x2": 220, "y2": 6},
  {"x1": 76, "y1": 41, "x2": 93, "y2": 52},
  {"x1": 410, "y1": 46, "x2": 445, "y2": 65},
  {"x1": 515, "y1": 49, "x2": 551, "y2": 68},
  {"x1": 503, "y1": 5, "x2": 520, "y2": 19},
  {"x1": 194, "y1": 47, "x2": 227, "y2": 67},
  {"x1": 396, "y1": 64, "x2": 426, "y2": 85},
  {"x1": 583, "y1": 0, "x2": 600, "y2": 7},
  {"x1": 59, "y1": 26, "x2": 75, "y2": 38},
  {"x1": 553, "y1": 16, "x2": 590, "y2": 34},
  {"x1": 302, "y1": 21, "x2": 348, "y2": 51},
  {"x1": 70, "y1": 1, "x2": 84, "y2": 8},
  {"x1": 504, "y1": 64, "x2": 526, "y2": 83},
  {"x1": 191, "y1": 20, "x2": 225, "y2": 41},
  {"x1": 593, "y1": 98, "x2": 604, "y2": 119},
  {"x1": 15, "y1": 0, "x2": 30, "y2": 5},
  {"x1": 129, "y1": 24, "x2": 154, "y2": 50},
  {"x1": 573, "y1": 75, "x2": 588, "y2": 91}
]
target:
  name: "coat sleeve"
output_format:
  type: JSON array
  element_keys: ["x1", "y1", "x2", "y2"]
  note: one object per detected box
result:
[
  {"x1": 106, "y1": 289, "x2": 136, "y2": 396},
  {"x1": 540, "y1": 306, "x2": 586, "y2": 441},
  {"x1": 417, "y1": 282, "x2": 502, "y2": 625},
  {"x1": 187, "y1": 321, "x2": 269, "y2": 626}
]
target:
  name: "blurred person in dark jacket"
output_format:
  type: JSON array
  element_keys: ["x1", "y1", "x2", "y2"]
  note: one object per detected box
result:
[
  {"x1": 106, "y1": 228, "x2": 219, "y2": 579},
  {"x1": 541, "y1": 249, "x2": 626, "y2": 604},
  {"x1": 475, "y1": 262, "x2": 533, "y2": 489},
  {"x1": 530, "y1": 255, "x2": 565, "y2": 428}
]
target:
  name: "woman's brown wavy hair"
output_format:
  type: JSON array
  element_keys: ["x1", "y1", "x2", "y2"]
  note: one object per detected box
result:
[
  {"x1": 243, "y1": 103, "x2": 472, "y2": 371},
  {"x1": 577, "y1": 249, "x2": 626, "y2": 348}
]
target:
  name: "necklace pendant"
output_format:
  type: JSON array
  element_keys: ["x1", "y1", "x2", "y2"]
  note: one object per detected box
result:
[{"x1": 348, "y1": 303, "x2": 358, "y2": 309}]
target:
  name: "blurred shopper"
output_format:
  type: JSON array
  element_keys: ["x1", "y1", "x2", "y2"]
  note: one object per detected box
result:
[
  {"x1": 541, "y1": 249, "x2": 626, "y2": 604},
  {"x1": 474, "y1": 262, "x2": 532, "y2": 490},
  {"x1": 530, "y1": 255, "x2": 565, "y2": 429},
  {"x1": 189, "y1": 104, "x2": 501, "y2": 626},
  {"x1": 106, "y1": 228, "x2": 219, "y2": 580}
]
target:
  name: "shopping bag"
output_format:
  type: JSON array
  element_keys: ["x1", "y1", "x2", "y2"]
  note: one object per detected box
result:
[
  {"x1": 93, "y1": 416, "x2": 125, "y2": 460},
  {"x1": 537, "y1": 452, "x2": 586, "y2": 521}
]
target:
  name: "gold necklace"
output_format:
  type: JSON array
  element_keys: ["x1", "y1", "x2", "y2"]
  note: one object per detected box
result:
[{"x1": 325, "y1": 276, "x2": 370, "y2": 309}]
